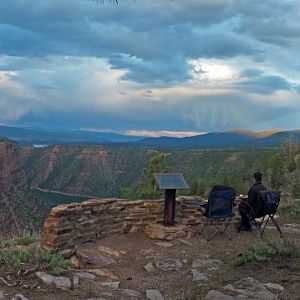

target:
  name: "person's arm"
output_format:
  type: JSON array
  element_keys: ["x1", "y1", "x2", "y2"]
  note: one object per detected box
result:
[{"x1": 247, "y1": 188, "x2": 256, "y2": 207}]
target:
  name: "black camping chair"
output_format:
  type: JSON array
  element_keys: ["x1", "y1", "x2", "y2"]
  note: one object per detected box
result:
[
  {"x1": 200, "y1": 186, "x2": 236, "y2": 241},
  {"x1": 250, "y1": 190, "x2": 283, "y2": 238}
]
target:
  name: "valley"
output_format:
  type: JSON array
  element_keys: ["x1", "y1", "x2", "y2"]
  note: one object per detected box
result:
[{"x1": 2, "y1": 138, "x2": 299, "y2": 237}]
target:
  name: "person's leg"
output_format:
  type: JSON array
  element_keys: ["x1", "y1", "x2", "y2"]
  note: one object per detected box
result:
[{"x1": 238, "y1": 202, "x2": 252, "y2": 231}]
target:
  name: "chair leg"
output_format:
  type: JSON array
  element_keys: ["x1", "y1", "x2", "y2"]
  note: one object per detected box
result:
[
  {"x1": 199, "y1": 222, "x2": 207, "y2": 235},
  {"x1": 270, "y1": 216, "x2": 283, "y2": 238},
  {"x1": 208, "y1": 219, "x2": 232, "y2": 241},
  {"x1": 222, "y1": 219, "x2": 233, "y2": 240},
  {"x1": 252, "y1": 218, "x2": 264, "y2": 238}
]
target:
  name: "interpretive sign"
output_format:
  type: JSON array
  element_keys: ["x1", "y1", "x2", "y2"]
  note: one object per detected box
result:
[{"x1": 154, "y1": 173, "x2": 189, "y2": 225}]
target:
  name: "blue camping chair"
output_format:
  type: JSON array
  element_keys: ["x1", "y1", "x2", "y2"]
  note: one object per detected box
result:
[{"x1": 200, "y1": 186, "x2": 236, "y2": 241}]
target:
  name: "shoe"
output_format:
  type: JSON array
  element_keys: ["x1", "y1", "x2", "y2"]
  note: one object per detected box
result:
[{"x1": 236, "y1": 223, "x2": 252, "y2": 232}]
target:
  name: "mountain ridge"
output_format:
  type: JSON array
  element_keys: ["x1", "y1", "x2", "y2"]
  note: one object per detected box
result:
[{"x1": 1, "y1": 125, "x2": 300, "y2": 149}]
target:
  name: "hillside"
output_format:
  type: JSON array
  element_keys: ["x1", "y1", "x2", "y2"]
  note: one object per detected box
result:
[
  {"x1": 1, "y1": 140, "x2": 300, "y2": 236},
  {"x1": 19, "y1": 146, "x2": 279, "y2": 198}
]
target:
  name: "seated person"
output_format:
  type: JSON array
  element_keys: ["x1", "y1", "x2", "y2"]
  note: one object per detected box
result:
[{"x1": 237, "y1": 172, "x2": 267, "y2": 231}]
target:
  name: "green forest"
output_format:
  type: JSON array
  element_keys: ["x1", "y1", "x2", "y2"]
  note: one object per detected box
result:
[{"x1": 20, "y1": 140, "x2": 300, "y2": 201}]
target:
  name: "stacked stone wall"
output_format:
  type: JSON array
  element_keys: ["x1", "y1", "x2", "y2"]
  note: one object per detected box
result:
[{"x1": 41, "y1": 197, "x2": 240, "y2": 257}]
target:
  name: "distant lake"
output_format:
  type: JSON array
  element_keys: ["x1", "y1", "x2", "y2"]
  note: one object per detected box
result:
[{"x1": 33, "y1": 144, "x2": 48, "y2": 148}]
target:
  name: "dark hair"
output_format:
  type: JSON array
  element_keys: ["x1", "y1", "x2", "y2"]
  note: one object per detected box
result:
[{"x1": 254, "y1": 171, "x2": 262, "y2": 182}]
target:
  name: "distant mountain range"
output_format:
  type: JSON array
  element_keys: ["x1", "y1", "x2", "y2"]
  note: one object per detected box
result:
[
  {"x1": 0, "y1": 125, "x2": 299, "y2": 149},
  {"x1": 138, "y1": 129, "x2": 300, "y2": 149},
  {"x1": 0, "y1": 126, "x2": 143, "y2": 145}
]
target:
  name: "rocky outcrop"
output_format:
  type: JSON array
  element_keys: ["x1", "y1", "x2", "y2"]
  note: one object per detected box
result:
[
  {"x1": 41, "y1": 197, "x2": 241, "y2": 257},
  {"x1": 0, "y1": 141, "x2": 31, "y2": 236},
  {"x1": 0, "y1": 141, "x2": 23, "y2": 193}
]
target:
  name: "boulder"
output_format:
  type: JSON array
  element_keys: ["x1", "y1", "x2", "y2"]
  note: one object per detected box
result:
[
  {"x1": 192, "y1": 269, "x2": 208, "y2": 282},
  {"x1": 156, "y1": 259, "x2": 182, "y2": 271},
  {"x1": 36, "y1": 272, "x2": 71, "y2": 290},
  {"x1": 76, "y1": 247, "x2": 115, "y2": 267},
  {"x1": 223, "y1": 277, "x2": 278, "y2": 299},
  {"x1": 144, "y1": 262, "x2": 156, "y2": 273},
  {"x1": 121, "y1": 289, "x2": 142, "y2": 298},
  {"x1": 146, "y1": 289, "x2": 164, "y2": 300},
  {"x1": 87, "y1": 269, "x2": 119, "y2": 281}
]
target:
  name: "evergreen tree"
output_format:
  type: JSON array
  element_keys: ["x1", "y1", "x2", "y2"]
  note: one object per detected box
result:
[{"x1": 138, "y1": 154, "x2": 172, "y2": 199}]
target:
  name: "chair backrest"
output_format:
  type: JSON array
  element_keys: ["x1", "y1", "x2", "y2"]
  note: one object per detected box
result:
[
  {"x1": 207, "y1": 186, "x2": 235, "y2": 219},
  {"x1": 259, "y1": 190, "x2": 281, "y2": 215}
]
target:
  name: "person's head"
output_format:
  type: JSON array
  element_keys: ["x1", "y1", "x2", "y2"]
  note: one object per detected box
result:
[{"x1": 253, "y1": 171, "x2": 262, "y2": 183}]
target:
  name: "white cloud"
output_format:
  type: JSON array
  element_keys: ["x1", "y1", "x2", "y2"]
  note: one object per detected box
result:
[
  {"x1": 125, "y1": 130, "x2": 202, "y2": 138},
  {"x1": 189, "y1": 59, "x2": 238, "y2": 82}
]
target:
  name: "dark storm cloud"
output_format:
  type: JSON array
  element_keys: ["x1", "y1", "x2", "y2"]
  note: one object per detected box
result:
[
  {"x1": 236, "y1": 69, "x2": 298, "y2": 94},
  {"x1": 0, "y1": 0, "x2": 260, "y2": 84},
  {"x1": 1, "y1": 0, "x2": 300, "y2": 132}
]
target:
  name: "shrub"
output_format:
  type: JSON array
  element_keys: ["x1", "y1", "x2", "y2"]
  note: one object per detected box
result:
[
  {"x1": 0, "y1": 238, "x2": 70, "y2": 275},
  {"x1": 234, "y1": 239, "x2": 299, "y2": 266},
  {"x1": 0, "y1": 248, "x2": 32, "y2": 268},
  {"x1": 40, "y1": 250, "x2": 71, "y2": 275},
  {"x1": 279, "y1": 199, "x2": 300, "y2": 219},
  {"x1": 17, "y1": 235, "x2": 37, "y2": 246}
]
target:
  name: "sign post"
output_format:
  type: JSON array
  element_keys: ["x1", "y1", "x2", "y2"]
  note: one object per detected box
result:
[{"x1": 154, "y1": 173, "x2": 189, "y2": 226}]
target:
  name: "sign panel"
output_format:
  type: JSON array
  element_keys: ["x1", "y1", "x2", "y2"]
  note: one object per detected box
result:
[{"x1": 154, "y1": 173, "x2": 189, "y2": 190}]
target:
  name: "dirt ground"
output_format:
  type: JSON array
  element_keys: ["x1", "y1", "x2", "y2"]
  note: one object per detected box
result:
[{"x1": 1, "y1": 222, "x2": 300, "y2": 300}]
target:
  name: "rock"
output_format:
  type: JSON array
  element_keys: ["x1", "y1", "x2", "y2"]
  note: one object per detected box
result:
[
  {"x1": 36, "y1": 271, "x2": 71, "y2": 290},
  {"x1": 223, "y1": 277, "x2": 278, "y2": 299},
  {"x1": 86, "y1": 292, "x2": 113, "y2": 299},
  {"x1": 178, "y1": 239, "x2": 193, "y2": 246},
  {"x1": 121, "y1": 289, "x2": 142, "y2": 298},
  {"x1": 146, "y1": 289, "x2": 164, "y2": 300},
  {"x1": 12, "y1": 295, "x2": 29, "y2": 300},
  {"x1": 144, "y1": 262, "x2": 156, "y2": 273},
  {"x1": 36, "y1": 271, "x2": 54, "y2": 285},
  {"x1": 192, "y1": 258, "x2": 222, "y2": 270},
  {"x1": 71, "y1": 255, "x2": 81, "y2": 269},
  {"x1": 87, "y1": 269, "x2": 119, "y2": 281},
  {"x1": 263, "y1": 283, "x2": 284, "y2": 292},
  {"x1": 129, "y1": 226, "x2": 139, "y2": 233},
  {"x1": 53, "y1": 276, "x2": 72, "y2": 290},
  {"x1": 140, "y1": 248, "x2": 155, "y2": 256},
  {"x1": 0, "y1": 291, "x2": 5, "y2": 300},
  {"x1": 74, "y1": 272, "x2": 96, "y2": 280},
  {"x1": 146, "y1": 224, "x2": 187, "y2": 240},
  {"x1": 192, "y1": 269, "x2": 208, "y2": 282},
  {"x1": 100, "y1": 281, "x2": 120, "y2": 289},
  {"x1": 154, "y1": 242, "x2": 173, "y2": 248},
  {"x1": 86, "y1": 298, "x2": 107, "y2": 300},
  {"x1": 205, "y1": 290, "x2": 234, "y2": 300},
  {"x1": 73, "y1": 275, "x2": 79, "y2": 289},
  {"x1": 97, "y1": 246, "x2": 121, "y2": 258},
  {"x1": 76, "y1": 247, "x2": 116, "y2": 267},
  {"x1": 156, "y1": 259, "x2": 182, "y2": 271},
  {"x1": 101, "y1": 292, "x2": 113, "y2": 297}
]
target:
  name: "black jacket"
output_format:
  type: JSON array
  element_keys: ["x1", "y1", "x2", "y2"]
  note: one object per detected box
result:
[{"x1": 248, "y1": 182, "x2": 267, "y2": 217}]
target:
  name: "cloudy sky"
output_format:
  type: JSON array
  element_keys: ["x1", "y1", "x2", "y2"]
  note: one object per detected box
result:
[{"x1": 0, "y1": 0, "x2": 300, "y2": 137}]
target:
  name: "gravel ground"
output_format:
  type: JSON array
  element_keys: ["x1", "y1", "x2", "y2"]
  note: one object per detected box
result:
[{"x1": 1, "y1": 223, "x2": 300, "y2": 300}]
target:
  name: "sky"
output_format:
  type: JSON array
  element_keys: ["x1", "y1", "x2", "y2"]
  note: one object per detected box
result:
[{"x1": 0, "y1": 0, "x2": 300, "y2": 137}]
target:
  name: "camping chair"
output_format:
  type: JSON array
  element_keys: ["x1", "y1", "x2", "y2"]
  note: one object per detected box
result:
[
  {"x1": 250, "y1": 190, "x2": 283, "y2": 238},
  {"x1": 200, "y1": 186, "x2": 236, "y2": 241}
]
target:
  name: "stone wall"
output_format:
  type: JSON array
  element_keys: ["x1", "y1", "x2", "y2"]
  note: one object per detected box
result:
[{"x1": 41, "y1": 197, "x2": 240, "y2": 257}]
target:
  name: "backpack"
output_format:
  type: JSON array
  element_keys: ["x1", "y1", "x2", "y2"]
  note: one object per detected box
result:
[{"x1": 259, "y1": 191, "x2": 280, "y2": 215}]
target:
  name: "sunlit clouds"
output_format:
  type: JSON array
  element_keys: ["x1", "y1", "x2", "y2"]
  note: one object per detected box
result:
[{"x1": 0, "y1": 0, "x2": 300, "y2": 133}]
